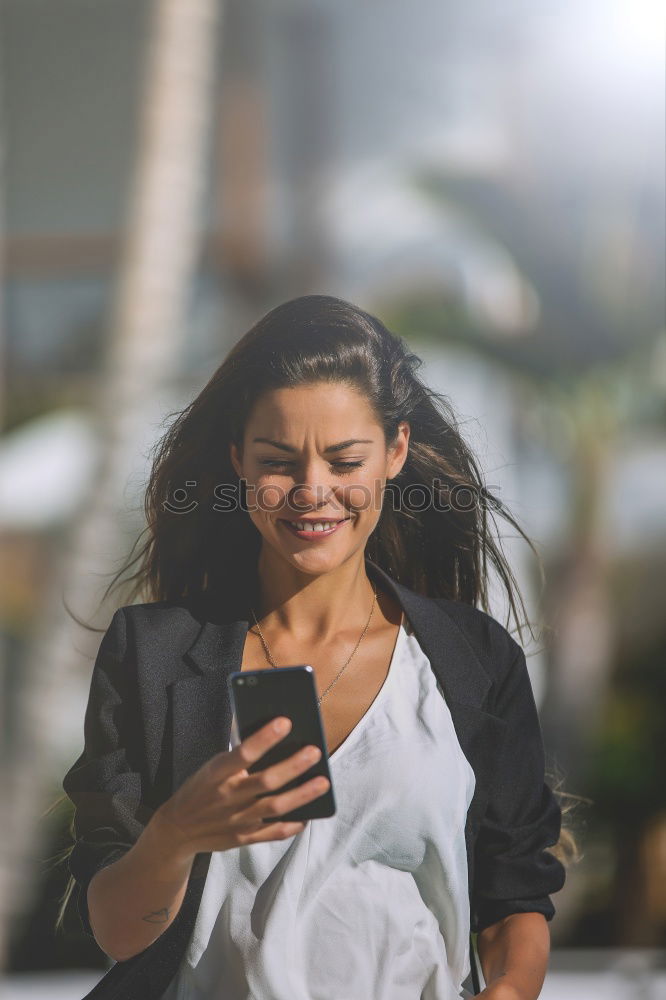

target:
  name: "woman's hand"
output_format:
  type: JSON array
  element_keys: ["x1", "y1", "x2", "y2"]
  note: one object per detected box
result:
[{"x1": 152, "y1": 717, "x2": 329, "y2": 860}]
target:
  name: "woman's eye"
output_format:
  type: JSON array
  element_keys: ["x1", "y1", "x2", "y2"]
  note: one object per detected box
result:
[{"x1": 260, "y1": 460, "x2": 364, "y2": 473}]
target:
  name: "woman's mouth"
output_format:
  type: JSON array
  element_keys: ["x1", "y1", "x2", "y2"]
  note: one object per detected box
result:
[{"x1": 279, "y1": 517, "x2": 351, "y2": 540}]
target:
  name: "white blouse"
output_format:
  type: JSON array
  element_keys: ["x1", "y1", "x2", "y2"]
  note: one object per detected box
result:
[{"x1": 161, "y1": 613, "x2": 476, "y2": 999}]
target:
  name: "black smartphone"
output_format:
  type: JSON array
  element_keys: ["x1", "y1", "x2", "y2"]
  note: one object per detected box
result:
[{"x1": 227, "y1": 665, "x2": 336, "y2": 823}]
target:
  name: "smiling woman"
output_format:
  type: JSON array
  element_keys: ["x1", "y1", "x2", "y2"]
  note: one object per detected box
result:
[
  {"x1": 227, "y1": 380, "x2": 410, "y2": 594},
  {"x1": 57, "y1": 294, "x2": 577, "y2": 1000}
]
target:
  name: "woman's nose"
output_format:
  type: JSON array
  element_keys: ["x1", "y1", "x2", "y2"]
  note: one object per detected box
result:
[{"x1": 289, "y1": 463, "x2": 334, "y2": 512}]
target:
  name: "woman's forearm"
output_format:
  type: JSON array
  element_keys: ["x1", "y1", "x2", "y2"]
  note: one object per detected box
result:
[
  {"x1": 476, "y1": 912, "x2": 551, "y2": 999},
  {"x1": 86, "y1": 809, "x2": 197, "y2": 963}
]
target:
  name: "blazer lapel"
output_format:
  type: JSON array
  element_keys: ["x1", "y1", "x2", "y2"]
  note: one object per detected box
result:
[
  {"x1": 364, "y1": 559, "x2": 492, "y2": 708},
  {"x1": 168, "y1": 618, "x2": 248, "y2": 794}
]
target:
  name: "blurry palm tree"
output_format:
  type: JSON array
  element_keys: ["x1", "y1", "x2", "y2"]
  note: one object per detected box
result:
[{"x1": 1, "y1": 0, "x2": 221, "y2": 967}]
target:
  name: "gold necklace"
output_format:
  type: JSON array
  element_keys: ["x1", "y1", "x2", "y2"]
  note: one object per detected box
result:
[{"x1": 250, "y1": 586, "x2": 378, "y2": 706}]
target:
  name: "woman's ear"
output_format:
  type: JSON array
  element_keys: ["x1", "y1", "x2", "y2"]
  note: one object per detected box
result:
[
  {"x1": 230, "y1": 442, "x2": 243, "y2": 478},
  {"x1": 387, "y1": 421, "x2": 410, "y2": 480}
]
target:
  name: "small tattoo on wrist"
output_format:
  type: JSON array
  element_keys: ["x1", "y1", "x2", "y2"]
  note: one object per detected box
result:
[{"x1": 142, "y1": 907, "x2": 170, "y2": 923}]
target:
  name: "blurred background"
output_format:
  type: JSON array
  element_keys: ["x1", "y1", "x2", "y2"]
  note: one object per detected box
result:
[{"x1": 0, "y1": 0, "x2": 664, "y2": 996}]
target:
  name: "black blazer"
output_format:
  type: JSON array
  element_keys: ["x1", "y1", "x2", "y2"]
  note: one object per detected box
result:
[{"x1": 62, "y1": 557, "x2": 566, "y2": 1000}]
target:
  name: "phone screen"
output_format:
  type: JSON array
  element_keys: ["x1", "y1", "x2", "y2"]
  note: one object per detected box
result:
[{"x1": 228, "y1": 665, "x2": 336, "y2": 822}]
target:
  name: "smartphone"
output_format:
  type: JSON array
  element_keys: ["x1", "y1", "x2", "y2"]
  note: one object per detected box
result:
[{"x1": 227, "y1": 665, "x2": 336, "y2": 823}]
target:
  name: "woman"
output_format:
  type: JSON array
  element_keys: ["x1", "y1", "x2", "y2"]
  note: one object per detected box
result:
[{"x1": 59, "y1": 294, "x2": 574, "y2": 999}]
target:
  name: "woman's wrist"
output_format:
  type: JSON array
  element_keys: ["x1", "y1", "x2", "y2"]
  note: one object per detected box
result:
[
  {"x1": 87, "y1": 809, "x2": 198, "y2": 962},
  {"x1": 144, "y1": 805, "x2": 197, "y2": 871}
]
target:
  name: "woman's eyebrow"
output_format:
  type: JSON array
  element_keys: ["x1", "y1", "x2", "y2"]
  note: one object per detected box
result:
[{"x1": 252, "y1": 437, "x2": 374, "y2": 453}]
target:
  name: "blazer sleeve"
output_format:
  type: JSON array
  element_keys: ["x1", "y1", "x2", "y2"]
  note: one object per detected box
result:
[
  {"x1": 471, "y1": 637, "x2": 567, "y2": 933},
  {"x1": 62, "y1": 607, "x2": 147, "y2": 940}
]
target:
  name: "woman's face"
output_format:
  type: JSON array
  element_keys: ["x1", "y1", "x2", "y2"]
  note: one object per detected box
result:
[{"x1": 229, "y1": 381, "x2": 409, "y2": 576}]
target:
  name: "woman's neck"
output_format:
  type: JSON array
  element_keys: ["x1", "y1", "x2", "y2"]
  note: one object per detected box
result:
[{"x1": 251, "y1": 552, "x2": 379, "y2": 644}]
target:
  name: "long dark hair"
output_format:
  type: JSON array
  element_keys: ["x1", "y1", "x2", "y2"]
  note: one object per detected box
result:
[
  {"x1": 52, "y1": 293, "x2": 581, "y2": 934},
  {"x1": 101, "y1": 293, "x2": 543, "y2": 637}
]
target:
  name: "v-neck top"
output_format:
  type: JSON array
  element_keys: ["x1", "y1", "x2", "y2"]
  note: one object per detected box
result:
[{"x1": 160, "y1": 612, "x2": 476, "y2": 999}]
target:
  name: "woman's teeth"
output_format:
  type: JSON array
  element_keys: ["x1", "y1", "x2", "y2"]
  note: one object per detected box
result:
[{"x1": 291, "y1": 521, "x2": 341, "y2": 532}]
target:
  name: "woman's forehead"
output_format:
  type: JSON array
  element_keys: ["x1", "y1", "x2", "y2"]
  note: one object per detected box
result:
[{"x1": 246, "y1": 384, "x2": 378, "y2": 430}]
